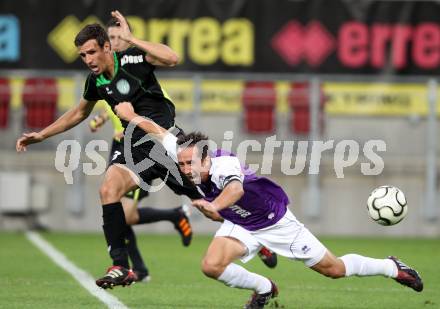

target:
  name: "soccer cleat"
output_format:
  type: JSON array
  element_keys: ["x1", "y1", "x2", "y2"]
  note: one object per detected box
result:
[
  {"x1": 133, "y1": 269, "x2": 151, "y2": 283},
  {"x1": 388, "y1": 256, "x2": 423, "y2": 292},
  {"x1": 95, "y1": 266, "x2": 137, "y2": 289},
  {"x1": 244, "y1": 280, "x2": 279, "y2": 309},
  {"x1": 173, "y1": 207, "x2": 193, "y2": 247},
  {"x1": 257, "y1": 247, "x2": 278, "y2": 268}
]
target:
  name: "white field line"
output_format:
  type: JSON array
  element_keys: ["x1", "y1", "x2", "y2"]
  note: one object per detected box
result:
[{"x1": 25, "y1": 231, "x2": 129, "y2": 309}]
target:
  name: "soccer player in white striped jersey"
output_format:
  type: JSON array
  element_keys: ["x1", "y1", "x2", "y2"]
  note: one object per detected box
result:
[{"x1": 114, "y1": 102, "x2": 424, "y2": 308}]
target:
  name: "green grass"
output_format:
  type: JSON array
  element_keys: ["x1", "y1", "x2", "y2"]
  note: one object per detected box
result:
[{"x1": 0, "y1": 232, "x2": 439, "y2": 308}]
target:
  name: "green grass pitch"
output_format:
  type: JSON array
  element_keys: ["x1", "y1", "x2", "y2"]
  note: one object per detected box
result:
[{"x1": 0, "y1": 232, "x2": 438, "y2": 308}]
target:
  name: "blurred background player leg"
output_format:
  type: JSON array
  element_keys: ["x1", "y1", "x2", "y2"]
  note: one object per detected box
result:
[
  {"x1": 257, "y1": 247, "x2": 277, "y2": 269},
  {"x1": 121, "y1": 189, "x2": 150, "y2": 282},
  {"x1": 122, "y1": 184, "x2": 193, "y2": 282},
  {"x1": 127, "y1": 185, "x2": 193, "y2": 247}
]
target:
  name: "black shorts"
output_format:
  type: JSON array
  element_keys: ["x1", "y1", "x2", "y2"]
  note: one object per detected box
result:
[
  {"x1": 109, "y1": 139, "x2": 151, "y2": 201},
  {"x1": 108, "y1": 136, "x2": 202, "y2": 200}
]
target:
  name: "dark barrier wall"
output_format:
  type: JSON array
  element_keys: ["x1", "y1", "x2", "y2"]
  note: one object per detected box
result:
[{"x1": 1, "y1": 0, "x2": 440, "y2": 74}]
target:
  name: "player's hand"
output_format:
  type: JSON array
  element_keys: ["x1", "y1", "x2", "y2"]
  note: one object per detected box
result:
[
  {"x1": 16, "y1": 132, "x2": 44, "y2": 152},
  {"x1": 115, "y1": 101, "x2": 136, "y2": 121},
  {"x1": 111, "y1": 10, "x2": 133, "y2": 43},
  {"x1": 89, "y1": 114, "x2": 106, "y2": 132},
  {"x1": 114, "y1": 131, "x2": 124, "y2": 142},
  {"x1": 192, "y1": 199, "x2": 223, "y2": 222}
]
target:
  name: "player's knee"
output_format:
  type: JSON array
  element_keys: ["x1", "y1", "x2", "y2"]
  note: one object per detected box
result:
[
  {"x1": 99, "y1": 183, "x2": 121, "y2": 202},
  {"x1": 201, "y1": 257, "x2": 224, "y2": 279}
]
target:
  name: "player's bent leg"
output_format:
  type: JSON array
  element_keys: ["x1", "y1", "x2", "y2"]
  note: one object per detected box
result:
[
  {"x1": 121, "y1": 193, "x2": 149, "y2": 281},
  {"x1": 312, "y1": 251, "x2": 397, "y2": 279},
  {"x1": 97, "y1": 165, "x2": 139, "y2": 289},
  {"x1": 124, "y1": 225, "x2": 150, "y2": 283},
  {"x1": 202, "y1": 236, "x2": 246, "y2": 279},
  {"x1": 100, "y1": 164, "x2": 138, "y2": 204},
  {"x1": 131, "y1": 205, "x2": 193, "y2": 246},
  {"x1": 120, "y1": 194, "x2": 151, "y2": 282},
  {"x1": 203, "y1": 236, "x2": 277, "y2": 308},
  {"x1": 313, "y1": 251, "x2": 423, "y2": 292},
  {"x1": 338, "y1": 253, "x2": 397, "y2": 278},
  {"x1": 343, "y1": 255, "x2": 423, "y2": 292}
]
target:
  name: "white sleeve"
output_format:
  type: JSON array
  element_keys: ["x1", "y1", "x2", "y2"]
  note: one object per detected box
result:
[
  {"x1": 162, "y1": 133, "x2": 177, "y2": 162},
  {"x1": 211, "y1": 156, "x2": 244, "y2": 190}
]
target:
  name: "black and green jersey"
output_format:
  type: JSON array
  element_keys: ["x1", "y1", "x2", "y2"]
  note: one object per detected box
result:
[{"x1": 83, "y1": 47, "x2": 175, "y2": 132}]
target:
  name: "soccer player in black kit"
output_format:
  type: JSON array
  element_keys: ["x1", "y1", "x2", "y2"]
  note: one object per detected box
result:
[
  {"x1": 16, "y1": 10, "x2": 202, "y2": 288},
  {"x1": 88, "y1": 18, "x2": 196, "y2": 284}
]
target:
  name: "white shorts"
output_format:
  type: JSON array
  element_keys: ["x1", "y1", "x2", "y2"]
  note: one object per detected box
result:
[{"x1": 214, "y1": 208, "x2": 327, "y2": 267}]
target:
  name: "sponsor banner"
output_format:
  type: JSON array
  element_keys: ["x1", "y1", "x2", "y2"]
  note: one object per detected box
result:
[
  {"x1": 161, "y1": 79, "x2": 194, "y2": 112},
  {"x1": 1, "y1": 0, "x2": 440, "y2": 74},
  {"x1": 324, "y1": 83, "x2": 440, "y2": 116},
  {"x1": 5, "y1": 76, "x2": 439, "y2": 116},
  {"x1": 275, "y1": 82, "x2": 291, "y2": 114},
  {"x1": 150, "y1": 80, "x2": 440, "y2": 115},
  {"x1": 9, "y1": 77, "x2": 24, "y2": 110},
  {"x1": 200, "y1": 80, "x2": 243, "y2": 112},
  {"x1": 159, "y1": 79, "x2": 244, "y2": 113},
  {"x1": 57, "y1": 78, "x2": 76, "y2": 111}
]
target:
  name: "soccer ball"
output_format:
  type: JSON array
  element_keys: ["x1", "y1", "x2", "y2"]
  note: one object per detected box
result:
[{"x1": 367, "y1": 185, "x2": 408, "y2": 226}]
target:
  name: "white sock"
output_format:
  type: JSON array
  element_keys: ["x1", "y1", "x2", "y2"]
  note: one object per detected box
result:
[
  {"x1": 340, "y1": 254, "x2": 397, "y2": 278},
  {"x1": 217, "y1": 263, "x2": 272, "y2": 294}
]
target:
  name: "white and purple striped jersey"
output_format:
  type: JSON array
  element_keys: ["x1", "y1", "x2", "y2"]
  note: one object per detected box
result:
[{"x1": 198, "y1": 149, "x2": 289, "y2": 231}]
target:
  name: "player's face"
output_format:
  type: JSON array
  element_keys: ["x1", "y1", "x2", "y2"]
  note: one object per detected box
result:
[
  {"x1": 177, "y1": 146, "x2": 209, "y2": 184},
  {"x1": 108, "y1": 26, "x2": 130, "y2": 52},
  {"x1": 78, "y1": 39, "x2": 111, "y2": 75}
]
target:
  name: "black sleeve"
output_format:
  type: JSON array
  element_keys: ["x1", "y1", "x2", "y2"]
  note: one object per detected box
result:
[
  {"x1": 83, "y1": 74, "x2": 101, "y2": 101},
  {"x1": 222, "y1": 175, "x2": 243, "y2": 189}
]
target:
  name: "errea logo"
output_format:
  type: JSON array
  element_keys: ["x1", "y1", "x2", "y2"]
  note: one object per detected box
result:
[{"x1": 121, "y1": 55, "x2": 144, "y2": 66}]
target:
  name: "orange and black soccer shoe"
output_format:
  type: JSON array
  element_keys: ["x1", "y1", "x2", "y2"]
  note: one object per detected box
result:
[{"x1": 173, "y1": 206, "x2": 193, "y2": 247}]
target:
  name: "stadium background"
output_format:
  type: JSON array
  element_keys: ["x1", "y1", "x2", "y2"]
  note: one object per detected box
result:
[{"x1": 0, "y1": 0, "x2": 439, "y2": 239}]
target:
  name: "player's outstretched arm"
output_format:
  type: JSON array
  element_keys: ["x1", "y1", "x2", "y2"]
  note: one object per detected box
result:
[
  {"x1": 192, "y1": 199, "x2": 223, "y2": 222},
  {"x1": 111, "y1": 10, "x2": 179, "y2": 67},
  {"x1": 16, "y1": 98, "x2": 96, "y2": 152},
  {"x1": 115, "y1": 101, "x2": 167, "y2": 136},
  {"x1": 191, "y1": 181, "x2": 243, "y2": 222},
  {"x1": 211, "y1": 181, "x2": 244, "y2": 212},
  {"x1": 115, "y1": 101, "x2": 179, "y2": 161}
]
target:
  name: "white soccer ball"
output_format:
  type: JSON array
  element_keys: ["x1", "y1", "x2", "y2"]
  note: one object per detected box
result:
[{"x1": 367, "y1": 185, "x2": 408, "y2": 226}]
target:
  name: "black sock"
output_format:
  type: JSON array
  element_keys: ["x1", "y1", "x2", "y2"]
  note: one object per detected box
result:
[
  {"x1": 137, "y1": 207, "x2": 180, "y2": 224},
  {"x1": 102, "y1": 202, "x2": 129, "y2": 268},
  {"x1": 125, "y1": 225, "x2": 148, "y2": 274}
]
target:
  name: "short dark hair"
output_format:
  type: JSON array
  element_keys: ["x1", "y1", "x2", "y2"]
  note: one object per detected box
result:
[
  {"x1": 177, "y1": 132, "x2": 210, "y2": 160},
  {"x1": 106, "y1": 17, "x2": 132, "y2": 31},
  {"x1": 74, "y1": 23, "x2": 109, "y2": 48}
]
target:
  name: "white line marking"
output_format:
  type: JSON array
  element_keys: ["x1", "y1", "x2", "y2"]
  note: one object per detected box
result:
[{"x1": 25, "y1": 231, "x2": 129, "y2": 309}]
